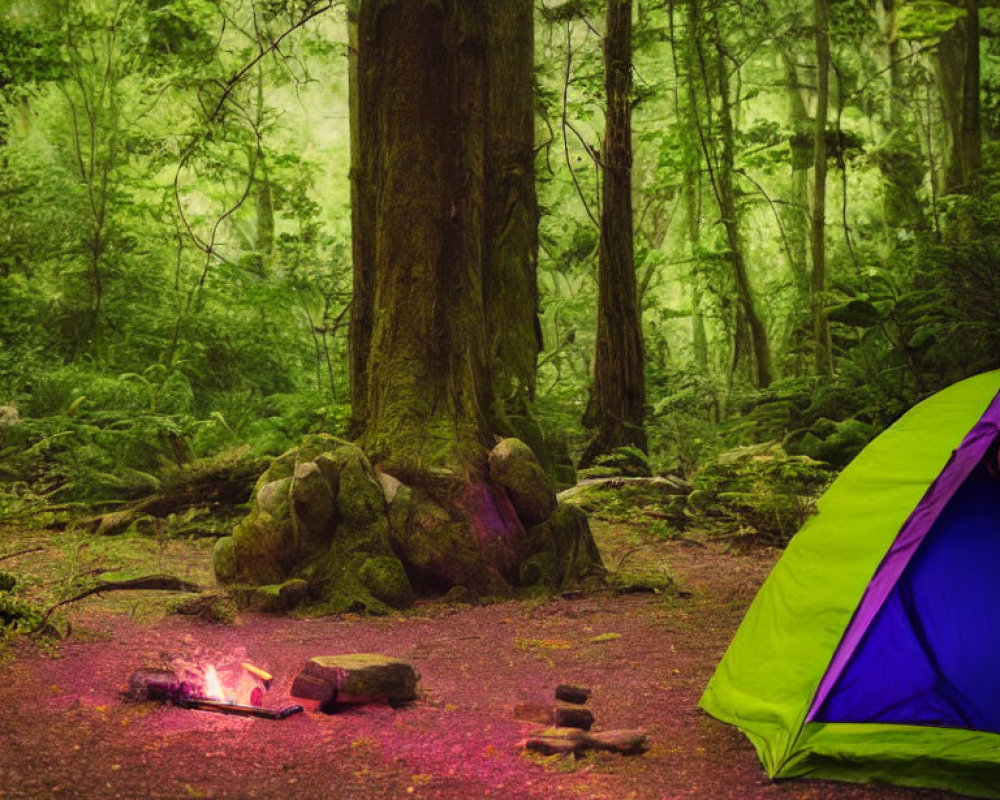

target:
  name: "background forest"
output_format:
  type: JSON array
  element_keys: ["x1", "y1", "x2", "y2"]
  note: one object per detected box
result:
[{"x1": 1, "y1": 0, "x2": 998, "y2": 537}]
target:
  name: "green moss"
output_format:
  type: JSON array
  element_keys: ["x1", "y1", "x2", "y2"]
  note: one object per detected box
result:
[
  {"x1": 255, "y1": 434, "x2": 350, "y2": 488},
  {"x1": 358, "y1": 555, "x2": 414, "y2": 609},
  {"x1": 247, "y1": 578, "x2": 309, "y2": 612},
  {"x1": 256, "y1": 476, "x2": 291, "y2": 517},
  {"x1": 337, "y1": 457, "x2": 385, "y2": 525},
  {"x1": 212, "y1": 536, "x2": 237, "y2": 582},
  {"x1": 489, "y1": 438, "x2": 556, "y2": 525},
  {"x1": 518, "y1": 502, "x2": 605, "y2": 591},
  {"x1": 229, "y1": 515, "x2": 285, "y2": 584},
  {"x1": 290, "y1": 461, "x2": 335, "y2": 545}
]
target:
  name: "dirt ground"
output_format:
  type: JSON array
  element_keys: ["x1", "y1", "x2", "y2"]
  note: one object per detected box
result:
[{"x1": 0, "y1": 521, "x2": 962, "y2": 800}]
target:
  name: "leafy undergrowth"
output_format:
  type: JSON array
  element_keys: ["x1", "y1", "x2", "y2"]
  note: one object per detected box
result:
[{"x1": 0, "y1": 520, "x2": 957, "y2": 800}]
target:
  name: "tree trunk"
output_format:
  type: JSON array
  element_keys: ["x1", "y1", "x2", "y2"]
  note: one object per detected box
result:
[
  {"x1": 214, "y1": 1, "x2": 604, "y2": 604},
  {"x1": 347, "y1": 0, "x2": 375, "y2": 432},
  {"x1": 811, "y1": 0, "x2": 832, "y2": 375},
  {"x1": 781, "y1": 50, "x2": 810, "y2": 296},
  {"x1": 580, "y1": 0, "x2": 647, "y2": 466},
  {"x1": 358, "y1": 0, "x2": 492, "y2": 479},
  {"x1": 254, "y1": 68, "x2": 274, "y2": 276},
  {"x1": 699, "y1": 7, "x2": 773, "y2": 389},
  {"x1": 678, "y1": 3, "x2": 709, "y2": 373},
  {"x1": 483, "y1": 0, "x2": 541, "y2": 412},
  {"x1": 877, "y1": 0, "x2": 926, "y2": 230},
  {"x1": 936, "y1": 0, "x2": 981, "y2": 195}
]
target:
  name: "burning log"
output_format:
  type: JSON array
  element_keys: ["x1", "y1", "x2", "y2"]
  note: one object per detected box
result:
[
  {"x1": 176, "y1": 697, "x2": 303, "y2": 720},
  {"x1": 127, "y1": 664, "x2": 302, "y2": 721}
]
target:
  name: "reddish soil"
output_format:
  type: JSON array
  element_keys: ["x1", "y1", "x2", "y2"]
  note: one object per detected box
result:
[{"x1": 0, "y1": 524, "x2": 960, "y2": 800}]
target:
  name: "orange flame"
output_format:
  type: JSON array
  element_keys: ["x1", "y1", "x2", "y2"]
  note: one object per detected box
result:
[{"x1": 203, "y1": 665, "x2": 227, "y2": 702}]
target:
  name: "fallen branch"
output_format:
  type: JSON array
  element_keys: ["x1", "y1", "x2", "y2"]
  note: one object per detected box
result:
[
  {"x1": 0, "y1": 544, "x2": 49, "y2": 563},
  {"x1": 33, "y1": 574, "x2": 202, "y2": 634}
]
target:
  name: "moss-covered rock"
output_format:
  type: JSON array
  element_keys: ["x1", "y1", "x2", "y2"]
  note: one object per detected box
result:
[
  {"x1": 290, "y1": 462, "x2": 335, "y2": 548},
  {"x1": 218, "y1": 433, "x2": 603, "y2": 611},
  {"x1": 389, "y1": 487, "x2": 492, "y2": 592},
  {"x1": 358, "y1": 555, "x2": 414, "y2": 609},
  {"x1": 216, "y1": 436, "x2": 413, "y2": 614},
  {"x1": 518, "y1": 502, "x2": 605, "y2": 591},
  {"x1": 488, "y1": 438, "x2": 557, "y2": 526},
  {"x1": 212, "y1": 535, "x2": 238, "y2": 582},
  {"x1": 247, "y1": 578, "x2": 310, "y2": 613},
  {"x1": 290, "y1": 654, "x2": 420, "y2": 705},
  {"x1": 338, "y1": 456, "x2": 385, "y2": 525}
]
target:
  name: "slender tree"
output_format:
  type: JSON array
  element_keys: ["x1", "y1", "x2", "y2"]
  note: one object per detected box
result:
[
  {"x1": 580, "y1": 0, "x2": 647, "y2": 465},
  {"x1": 690, "y1": 1, "x2": 773, "y2": 389},
  {"x1": 811, "y1": 0, "x2": 832, "y2": 374},
  {"x1": 876, "y1": 0, "x2": 926, "y2": 230},
  {"x1": 936, "y1": 0, "x2": 981, "y2": 195}
]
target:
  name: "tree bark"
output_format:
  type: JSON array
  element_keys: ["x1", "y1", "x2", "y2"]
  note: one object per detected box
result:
[
  {"x1": 347, "y1": 0, "x2": 375, "y2": 431},
  {"x1": 877, "y1": 0, "x2": 926, "y2": 230},
  {"x1": 581, "y1": 0, "x2": 647, "y2": 466},
  {"x1": 357, "y1": 0, "x2": 492, "y2": 479},
  {"x1": 811, "y1": 0, "x2": 832, "y2": 375},
  {"x1": 936, "y1": 0, "x2": 981, "y2": 195},
  {"x1": 678, "y1": 3, "x2": 709, "y2": 373},
  {"x1": 483, "y1": 0, "x2": 541, "y2": 411}
]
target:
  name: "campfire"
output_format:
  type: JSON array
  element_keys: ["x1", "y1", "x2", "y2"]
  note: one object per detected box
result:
[{"x1": 128, "y1": 654, "x2": 303, "y2": 720}]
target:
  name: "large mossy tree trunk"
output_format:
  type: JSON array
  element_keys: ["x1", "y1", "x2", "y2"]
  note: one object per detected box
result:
[
  {"x1": 215, "y1": 0, "x2": 604, "y2": 610},
  {"x1": 357, "y1": 0, "x2": 492, "y2": 479},
  {"x1": 580, "y1": 0, "x2": 647, "y2": 467}
]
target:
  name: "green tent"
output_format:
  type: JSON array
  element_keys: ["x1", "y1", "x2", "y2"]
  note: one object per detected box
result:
[{"x1": 700, "y1": 370, "x2": 1000, "y2": 797}]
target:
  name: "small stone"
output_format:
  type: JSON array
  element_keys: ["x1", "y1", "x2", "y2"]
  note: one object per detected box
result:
[
  {"x1": 555, "y1": 684, "x2": 591, "y2": 704},
  {"x1": 554, "y1": 704, "x2": 594, "y2": 730},
  {"x1": 376, "y1": 471, "x2": 404, "y2": 504},
  {"x1": 290, "y1": 654, "x2": 419, "y2": 706}
]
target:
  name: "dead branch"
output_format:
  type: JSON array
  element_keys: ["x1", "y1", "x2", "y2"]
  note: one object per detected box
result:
[{"x1": 33, "y1": 574, "x2": 202, "y2": 634}]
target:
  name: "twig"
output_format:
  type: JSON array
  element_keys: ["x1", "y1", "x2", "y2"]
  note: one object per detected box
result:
[{"x1": 32, "y1": 575, "x2": 202, "y2": 634}]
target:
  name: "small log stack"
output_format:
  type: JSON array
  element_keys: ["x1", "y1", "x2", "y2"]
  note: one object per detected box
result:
[{"x1": 519, "y1": 683, "x2": 649, "y2": 757}]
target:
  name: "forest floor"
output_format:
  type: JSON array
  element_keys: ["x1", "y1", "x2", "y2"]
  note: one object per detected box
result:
[{"x1": 0, "y1": 519, "x2": 961, "y2": 800}]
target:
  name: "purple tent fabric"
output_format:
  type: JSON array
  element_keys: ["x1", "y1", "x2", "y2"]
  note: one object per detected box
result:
[{"x1": 809, "y1": 391, "x2": 1000, "y2": 731}]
